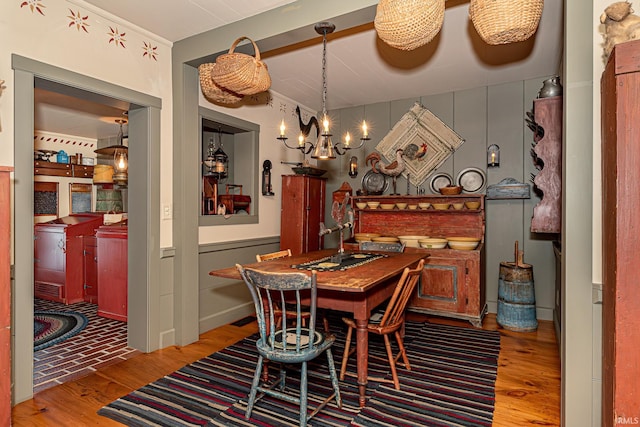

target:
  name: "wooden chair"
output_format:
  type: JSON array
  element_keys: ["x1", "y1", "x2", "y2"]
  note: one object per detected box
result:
[
  {"x1": 339, "y1": 258, "x2": 425, "y2": 390},
  {"x1": 358, "y1": 241, "x2": 406, "y2": 252},
  {"x1": 255, "y1": 249, "x2": 292, "y2": 262},
  {"x1": 236, "y1": 264, "x2": 342, "y2": 427}
]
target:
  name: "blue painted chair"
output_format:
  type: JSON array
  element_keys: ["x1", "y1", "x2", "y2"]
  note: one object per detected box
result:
[{"x1": 236, "y1": 264, "x2": 342, "y2": 427}]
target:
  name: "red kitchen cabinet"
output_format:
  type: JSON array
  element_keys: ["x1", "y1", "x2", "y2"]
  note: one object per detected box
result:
[
  {"x1": 96, "y1": 223, "x2": 128, "y2": 322},
  {"x1": 34, "y1": 214, "x2": 103, "y2": 304},
  {"x1": 83, "y1": 235, "x2": 98, "y2": 303}
]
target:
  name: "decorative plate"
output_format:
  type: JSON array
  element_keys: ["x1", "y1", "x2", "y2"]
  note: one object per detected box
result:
[
  {"x1": 456, "y1": 167, "x2": 486, "y2": 193},
  {"x1": 362, "y1": 170, "x2": 389, "y2": 195},
  {"x1": 429, "y1": 172, "x2": 453, "y2": 193}
]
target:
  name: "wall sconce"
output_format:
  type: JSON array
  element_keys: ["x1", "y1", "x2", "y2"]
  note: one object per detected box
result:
[
  {"x1": 488, "y1": 144, "x2": 500, "y2": 167},
  {"x1": 262, "y1": 160, "x2": 274, "y2": 196},
  {"x1": 348, "y1": 156, "x2": 358, "y2": 177}
]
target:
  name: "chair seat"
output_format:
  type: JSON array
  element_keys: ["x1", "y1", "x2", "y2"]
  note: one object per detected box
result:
[{"x1": 273, "y1": 328, "x2": 324, "y2": 350}]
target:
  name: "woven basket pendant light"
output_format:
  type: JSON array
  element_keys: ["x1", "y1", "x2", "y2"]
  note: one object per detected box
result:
[
  {"x1": 374, "y1": 0, "x2": 445, "y2": 51},
  {"x1": 469, "y1": 0, "x2": 544, "y2": 45}
]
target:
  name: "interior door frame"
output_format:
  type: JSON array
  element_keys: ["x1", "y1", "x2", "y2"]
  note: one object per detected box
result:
[{"x1": 12, "y1": 54, "x2": 162, "y2": 403}]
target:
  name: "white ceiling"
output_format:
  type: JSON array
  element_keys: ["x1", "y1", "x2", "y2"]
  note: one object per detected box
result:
[{"x1": 36, "y1": 0, "x2": 564, "y2": 139}]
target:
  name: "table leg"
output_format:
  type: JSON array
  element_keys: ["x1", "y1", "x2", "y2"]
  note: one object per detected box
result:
[{"x1": 356, "y1": 317, "x2": 368, "y2": 407}]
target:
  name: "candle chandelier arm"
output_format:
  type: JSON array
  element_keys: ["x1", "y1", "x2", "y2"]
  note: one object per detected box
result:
[
  {"x1": 333, "y1": 135, "x2": 369, "y2": 155},
  {"x1": 277, "y1": 136, "x2": 314, "y2": 154}
]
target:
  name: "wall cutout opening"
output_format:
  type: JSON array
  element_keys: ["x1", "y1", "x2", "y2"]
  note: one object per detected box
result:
[{"x1": 199, "y1": 107, "x2": 259, "y2": 226}]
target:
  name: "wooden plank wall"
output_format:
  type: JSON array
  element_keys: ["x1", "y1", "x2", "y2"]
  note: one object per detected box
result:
[{"x1": 323, "y1": 76, "x2": 557, "y2": 320}]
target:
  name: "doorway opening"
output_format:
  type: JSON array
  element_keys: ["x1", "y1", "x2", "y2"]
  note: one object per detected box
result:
[{"x1": 13, "y1": 54, "x2": 162, "y2": 403}]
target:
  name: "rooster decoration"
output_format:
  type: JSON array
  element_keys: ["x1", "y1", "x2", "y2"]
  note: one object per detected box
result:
[
  {"x1": 366, "y1": 149, "x2": 406, "y2": 194},
  {"x1": 295, "y1": 105, "x2": 320, "y2": 140}
]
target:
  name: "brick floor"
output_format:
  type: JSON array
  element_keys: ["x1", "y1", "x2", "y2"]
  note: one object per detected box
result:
[{"x1": 34, "y1": 298, "x2": 140, "y2": 394}]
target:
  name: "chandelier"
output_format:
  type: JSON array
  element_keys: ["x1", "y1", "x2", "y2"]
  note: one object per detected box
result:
[{"x1": 277, "y1": 22, "x2": 369, "y2": 159}]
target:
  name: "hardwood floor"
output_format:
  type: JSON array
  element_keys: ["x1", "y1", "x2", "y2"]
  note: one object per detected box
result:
[{"x1": 12, "y1": 313, "x2": 560, "y2": 426}]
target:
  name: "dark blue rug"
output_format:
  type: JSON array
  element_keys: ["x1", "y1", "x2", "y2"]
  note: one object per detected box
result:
[{"x1": 34, "y1": 310, "x2": 88, "y2": 351}]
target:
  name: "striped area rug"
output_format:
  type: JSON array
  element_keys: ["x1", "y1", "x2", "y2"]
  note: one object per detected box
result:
[{"x1": 98, "y1": 321, "x2": 500, "y2": 426}]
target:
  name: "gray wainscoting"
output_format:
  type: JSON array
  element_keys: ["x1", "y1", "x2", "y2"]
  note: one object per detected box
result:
[{"x1": 198, "y1": 236, "x2": 280, "y2": 333}]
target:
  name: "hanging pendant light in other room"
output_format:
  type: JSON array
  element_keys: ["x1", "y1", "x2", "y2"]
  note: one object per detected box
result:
[{"x1": 95, "y1": 118, "x2": 128, "y2": 185}]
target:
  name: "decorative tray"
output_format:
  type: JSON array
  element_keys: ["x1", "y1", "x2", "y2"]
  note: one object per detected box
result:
[{"x1": 291, "y1": 166, "x2": 327, "y2": 177}]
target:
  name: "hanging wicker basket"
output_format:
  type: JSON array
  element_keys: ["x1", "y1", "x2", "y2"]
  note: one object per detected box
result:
[
  {"x1": 469, "y1": 0, "x2": 544, "y2": 45},
  {"x1": 211, "y1": 36, "x2": 271, "y2": 96},
  {"x1": 374, "y1": 0, "x2": 445, "y2": 51},
  {"x1": 198, "y1": 63, "x2": 244, "y2": 105}
]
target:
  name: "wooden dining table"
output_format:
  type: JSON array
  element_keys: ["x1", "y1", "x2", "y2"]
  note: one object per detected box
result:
[{"x1": 209, "y1": 248, "x2": 426, "y2": 407}]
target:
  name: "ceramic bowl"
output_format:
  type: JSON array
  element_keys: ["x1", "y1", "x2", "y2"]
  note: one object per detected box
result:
[
  {"x1": 452, "y1": 202, "x2": 464, "y2": 210},
  {"x1": 432, "y1": 203, "x2": 450, "y2": 210},
  {"x1": 447, "y1": 237, "x2": 481, "y2": 250},
  {"x1": 395, "y1": 202, "x2": 408, "y2": 210},
  {"x1": 418, "y1": 202, "x2": 431, "y2": 209},
  {"x1": 367, "y1": 201, "x2": 380, "y2": 209},
  {"x1": 419, "y1": 238, "x2": 448, "y2": 249},
  {"x1": 356, "y1": 202, "x2": 368, "y2": 209},
  {"x1": 398, "y1": 235, "x2": 429, "y2": 248},
  {"x1": 380, "y1": 203, "x2": 396, "y2": 210},
  {"x1": 464, "y1": 201, "x2": 481, "y2": 210},
  {"x1": 372, "y1": 236, "x2": 399, "y2": 243},
  {"x1": 439, "y1": 185, "x2": 463, "y2": 195},
  {"x1": 408, "y1": 204, "x2": 418, "y2": 210}
]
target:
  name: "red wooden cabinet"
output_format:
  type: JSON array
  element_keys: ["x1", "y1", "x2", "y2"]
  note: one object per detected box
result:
[
  {"x1": 96, "y1": 223, "x2": 128, "y2": 322},
  {"x1": 1, "y1": 166, "x2": 13, "y2": 426},
  {"x1": 34, "y1": 214, "x2": 103, "y2": 304},
  {"x1": 601, "y1": 39, "x2": 640, "y2": 426},
  {"x1": 280, "y1": 175, "x2": 326, "y2": 256},
  {"x1": 350, "y1": 194, "x2": 486, "y2": 327},
  {"x1": 83, "y1": 235, "x2": 98, "y2": 303}
]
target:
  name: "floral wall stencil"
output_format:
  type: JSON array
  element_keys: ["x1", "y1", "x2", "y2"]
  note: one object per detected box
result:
[
  {"x1": 375, "y1": 102, "x2": 465, "y2": 187},
  {"x1": 68, "y1": 9, "x2": 89, "y2": 32},
  {"x1": 20, "y1": 0, "x2": 45, "y2": 15},
  {"x1": 142, "y1": 42, "x2": 158, "y2": 60},
  {"x1": 108, "y1": 27, "x2": 126, "y2": 48}
]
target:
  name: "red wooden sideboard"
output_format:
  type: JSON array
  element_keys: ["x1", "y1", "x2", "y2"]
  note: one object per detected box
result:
[
  {"x1": 96, "y1": 223, "x2": 128, "y2": 322},
  {"x1": 348, "y1": 194, "x2": 486, "y2": 327}
]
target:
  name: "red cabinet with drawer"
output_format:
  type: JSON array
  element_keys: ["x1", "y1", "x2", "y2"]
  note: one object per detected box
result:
[
  {"x1": 34, "y1": 214, "x2": 103, "y2": 304},
  {"x1": 96, "y1": 223, "x2": 128, "y2": 322}
]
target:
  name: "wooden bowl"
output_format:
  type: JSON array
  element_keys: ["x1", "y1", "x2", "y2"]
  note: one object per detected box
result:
[
  {"x1": 439, "y1": 185, "x2": 463, "y2": 195},
  {"x1": 395, "y1": 203, "x2": 408, "y2": 210},
  {"x1": 356, "y1": 202, "x2": 368, "y2": 209},
  {"x1": 367, "y1": 201, "x2": 380, "y2": 209},
  {"x1": 452, "y1": 202, "x2": 464, "y2": 210},
  {"x1": 398, "y1": 235, "x2": 429, "y2": 248},
  {"x1": 464, "y1": 201, "x2": 481, "y2": 209},
  {"x1": 447, "y1": 236, "x2": 481, "y2": 250},
  {"x1": 418, "y1": 202, "x2": 431, "y2": 209},
  {"x1": 432, "y1": 203, "x2": 450, "y2": 210},
  {"x1": 372, "y1": 236, "x2": 399, "y2": 243},
  {"x1": 380, "y1": 203, "x2": 396, "y2": 210}
]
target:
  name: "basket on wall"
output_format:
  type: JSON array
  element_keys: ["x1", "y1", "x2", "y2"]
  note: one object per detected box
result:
[
  {"x1": 211, "y1": 36, "x2": 271, "y2": 96},
  {"x1": 469, "y1": 0, "x2": 544, "y2": 45},
  {"x1": 198, "y1": 62, "x2": 244, "y2": 105},
  {"x1": 374, "y1": 0, "x2": 445, "y2": 51}
]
